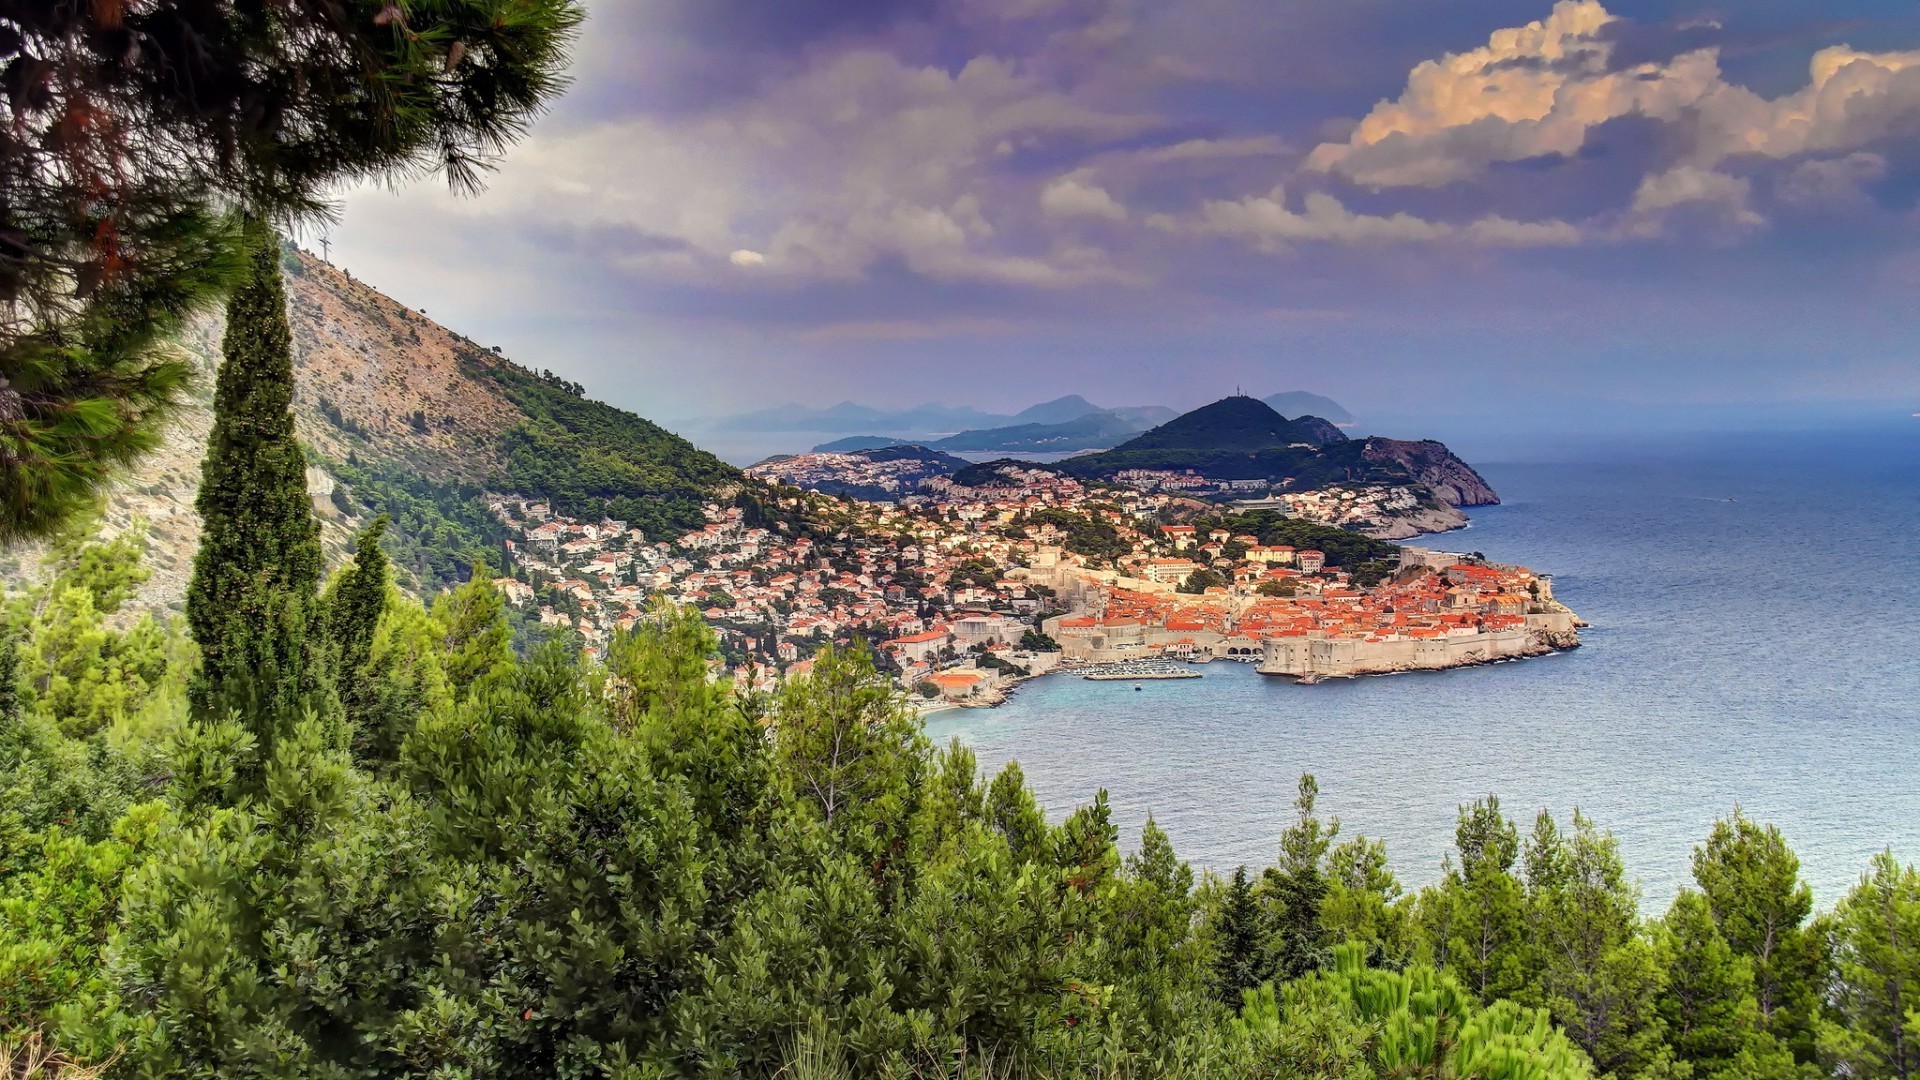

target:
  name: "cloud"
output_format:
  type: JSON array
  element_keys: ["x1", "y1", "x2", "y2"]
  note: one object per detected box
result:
[
  {"x1": 1779, "y1": 152, "x2": 1889, "y2": 208},
  {"x1": 435, "y1": 48, "x2": 1159, "y2": 290},
  {"x1": 1171, "y1": 187, "x2": 1581, "y2": 248},
  {"x1": 729, "y1": 249, "x2": 768, "y2": 267},
  {"x1": 1618, "y1": 166, "x2": 1765, "y2": 238},
  {"x1": 1306, "y1": 1, "x2": 1920, "y2": 189},
  {"x1": 1041, "y1": 171, "x2": 1128, "y2": 219}
]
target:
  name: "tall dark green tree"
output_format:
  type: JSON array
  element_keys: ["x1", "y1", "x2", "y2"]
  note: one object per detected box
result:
[
  {"x1": 1818, "y1": 851, "x2": 1920, "y2": 1080},
  {"x1": 184, "y1": 221, "x2": 323, "y2": 737},
  {"x1": 1261, "y1": 774, "x2": 1339, "y2": 983},
  {"x1": 322, "y1": 515, "x2": 391, "y2": 755},
  {"x1": 1441, "y1": 796, "x2": 1530, "y2": 1004},
  {"x1": 1692, "y1": 809, "x2": 1821, "y2": 1057},
  {"x1": 1522, "y1": 810, "x2": 1673, "y2": 1078},
  {"x1": 1212, "y1": 865, "x2": 1265, "y2": 1004}
]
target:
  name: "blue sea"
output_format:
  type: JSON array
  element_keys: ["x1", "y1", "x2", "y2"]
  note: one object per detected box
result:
[{"x1": 926, "y1": 423, "x2": 1920, "y2": 911}]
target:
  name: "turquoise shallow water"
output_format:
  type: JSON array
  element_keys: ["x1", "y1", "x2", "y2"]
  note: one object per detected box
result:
[{"x1": 925, "y1": 424, "x2": 1920, "y2": 910}]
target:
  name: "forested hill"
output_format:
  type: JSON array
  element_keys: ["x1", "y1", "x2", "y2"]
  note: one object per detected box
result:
[
  {"x1": 5, "y1": 249, "x2": 740, "y2": 612},
  {"x1": 1109, "y1": 395, "x2": 1342, "y2": 453}
]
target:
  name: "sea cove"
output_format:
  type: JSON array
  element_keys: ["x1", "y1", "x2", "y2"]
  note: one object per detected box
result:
[{"x1": 928, "y1": 424, "x2": 1920, "y2": 909}]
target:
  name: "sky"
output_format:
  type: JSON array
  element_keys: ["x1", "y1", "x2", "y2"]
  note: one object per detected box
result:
[{"x1": 326, "y1": 0, "x2": 1920, "y2": 446}]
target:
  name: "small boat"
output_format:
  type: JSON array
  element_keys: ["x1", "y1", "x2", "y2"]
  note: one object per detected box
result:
[{"x1": 1134, "y1": 685, "x2": 1142, "y2": 691}]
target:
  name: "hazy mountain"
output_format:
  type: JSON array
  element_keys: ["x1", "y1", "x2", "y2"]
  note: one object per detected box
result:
[
  {"x1": 931, "y1": 411, "x2": 1146, "y2": 453},
  {"x1": 811, "y1": 435, "x2": 911, "y2": 452},
  {"x1": 713, "y1": 395, "x2": 1179, "y2": 440},
  {"x1": 1265, "y1": 390, "x2": 1355, "y2": 426},
  {"x1": 1010, "y1": 394, "x2": 1104, "y2": 425},
  {"x1": 716, "y1": 400, "x2": 1011, "y2": 434}
]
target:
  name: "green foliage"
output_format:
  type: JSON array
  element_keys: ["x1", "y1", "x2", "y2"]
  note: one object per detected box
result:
[
  {"x1": 319, "y1": 452, "x2": 508, "y2": 592},
  {"x1": 1522, "y1": 810, "x2": 1674, "y2": 1078},
  {"x1": 5, "y1": 524, "x2": 181, "y2": 739},
  {"x1": 1692, "y1": 808, "x2": 1822, "y2": 1057},
  {"x1": 1657, "y1": 890, "x2": 1797, "y2": 1080},
  {"x1": 1233, "y1": 943, "x2": 1593, "y2": 1079},
  {"x1": 1817, "y1": 851, "x2": 1920, "y2": 1080},
  {"x1": 1437, "y1": 796, "x2": 1531, "y2": 1004},
  {"x1": 1196, "y1": 509, "x2": 1400, "y2": 571},
  {"x1": 468, "y1": 357, "x2": 740, "y2": 540},
  {"x1": 1019, "y1": 508, "x2": 1132, "y2": 561},
  {"x1": 430, "y1": 574, "x2": 514, "y2": 697},
  {"x1": 1020, "y1": 629, "x2": 1061, "y2": 652},
  {"x1": 1212, "y1": 866, "x2": 1266, "y2": 1005},
  {"x1": 1262, "y1": 774, "x2": 1341, "y2": 984},
  {"x1": 184, "y1": 222, "x2": 325, "y2": 738},
  {"x1": 1180, "y1": 568, "x2": 1228, "y2": 594}
]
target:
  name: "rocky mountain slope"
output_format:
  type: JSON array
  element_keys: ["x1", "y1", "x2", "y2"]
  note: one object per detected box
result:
[
  {"x1": 1360, "y1": 438, "x2": 1500, "y2": 506},
  {"x1": 3, "y1": 249, "x2": 738, "y2": 614}
]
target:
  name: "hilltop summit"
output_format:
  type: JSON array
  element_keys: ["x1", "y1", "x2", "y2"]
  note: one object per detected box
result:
[{"x1": 1111, "y1": 395, "x2": 1342, "y2": 453}]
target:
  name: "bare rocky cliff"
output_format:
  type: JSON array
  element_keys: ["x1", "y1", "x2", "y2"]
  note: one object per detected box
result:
[{"x1": 1360, "y1": 438, "x2": 1500, "y2": 507}]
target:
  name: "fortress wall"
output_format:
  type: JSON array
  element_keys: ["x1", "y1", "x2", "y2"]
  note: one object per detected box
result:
[{"x1": 1258, "y1": 627, "x2": 1541, "y2": 678}]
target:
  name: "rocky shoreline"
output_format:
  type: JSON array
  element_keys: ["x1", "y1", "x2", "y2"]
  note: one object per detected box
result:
[{"x1": 1360, "y1": 501, "x2": 1471, "y2": 540}]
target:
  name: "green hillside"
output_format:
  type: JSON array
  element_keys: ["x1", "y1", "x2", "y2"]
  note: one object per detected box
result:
[
  {"x1": 464, "y1": 358, "x2": 739, "y2": 538},
  {"x1": 1103, "y1": 395, "x2": 1331, "y2": 453}
]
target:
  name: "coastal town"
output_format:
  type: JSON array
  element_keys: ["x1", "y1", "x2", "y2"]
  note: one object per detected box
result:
[
  {"x1": 748, "y1": 450, "x2": 1464, "y2": 538},
  {"x1": 485, "y1": 461, "x2": 1580, "y2": 708}
]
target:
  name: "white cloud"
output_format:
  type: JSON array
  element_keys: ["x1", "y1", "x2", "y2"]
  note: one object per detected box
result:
[
  {"x1": 729, "y1": 249, "x2": 767, "y2": 267},
  {"x1": 1175, "y1": 186, "x2": 1581, "y2": 248},
  {"x1": 1041, "y1": 171, "x2": 1128, "y2": 219},
  {"x1": 1306, "y1": 1, "x2": 1920, "y2": 190}
]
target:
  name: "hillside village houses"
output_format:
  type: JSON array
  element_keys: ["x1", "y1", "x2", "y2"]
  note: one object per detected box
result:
[{"x1": 484, "y1": 462, "x2": 1575, "y2": 705}]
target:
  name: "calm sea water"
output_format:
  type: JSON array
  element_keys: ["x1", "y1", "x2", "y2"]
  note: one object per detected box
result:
[{"x1": 926, "y1": 424, "x2": 1920, "y2": 910}]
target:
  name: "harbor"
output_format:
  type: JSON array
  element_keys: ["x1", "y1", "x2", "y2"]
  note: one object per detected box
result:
[{"x1": 1081, "y1": 660, "x2": 1204, "y2": 681}]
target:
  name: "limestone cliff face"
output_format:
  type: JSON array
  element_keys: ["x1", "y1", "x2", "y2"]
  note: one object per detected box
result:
[
  {"x1": 1360, "y1": 438, "x2": 1500, "y2": 507},
  {"x1": 1359, "y1": 502, "x2": 1470, "y2": 540}
]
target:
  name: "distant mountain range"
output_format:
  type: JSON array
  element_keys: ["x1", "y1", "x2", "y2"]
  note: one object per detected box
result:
[
  {"x1": 810, "y1": 394, "x2": 1353, "y2": 457},
  {"x1": 715, "y1": 392, "x2": 1340, "y2": 445}
]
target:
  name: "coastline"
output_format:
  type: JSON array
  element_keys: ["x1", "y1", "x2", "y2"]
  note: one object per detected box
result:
[{"x1": 924, "y1": 636, "x2": 1582, "y2": 713}]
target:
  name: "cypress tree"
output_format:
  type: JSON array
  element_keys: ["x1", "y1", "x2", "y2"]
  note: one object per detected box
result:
[
  {"x1": 1261, "y1": 774, "x2": 1337, "y2": 982},
  {"x1": 324, "y1": 515, "x2": 391, "y2": 750},
  {"x1": 185, "y1": 219, "x2": 323, "y2": 739},
  {"x1": 1214, "y1": 865, "x2": 1264, "y2": 1004}
]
